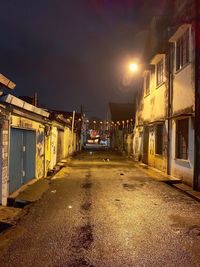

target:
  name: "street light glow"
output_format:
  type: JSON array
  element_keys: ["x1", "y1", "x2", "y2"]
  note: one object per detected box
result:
[{"x1": 129, "y1": 63, "x2": 138, "y2": 73}]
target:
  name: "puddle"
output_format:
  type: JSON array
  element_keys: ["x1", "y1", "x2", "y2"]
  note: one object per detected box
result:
[
  {"x1": 162, "y1": 195, "x2": 193, "y2": 204},
  {"x1": 81, "y1": 202, "x2": 92, "y2": 211},
  {"x1": 68, "y1": 257, "x2": 94, "y2": 267},
  {"x1": 169, "y1": 214, "x2": 200, "y2": 237},
  {"x1": 0, "y1": 221, "x2": 13, "y2": 233},
  {"x1": 71, "y1": 223, "x2": 94, "y2": 250},
  {"x1": 123, "y1": 183, "x2": 144, "y2": 191},
  {"x1": 81, "y1": 182, "x2": 92, "y2": 189}
]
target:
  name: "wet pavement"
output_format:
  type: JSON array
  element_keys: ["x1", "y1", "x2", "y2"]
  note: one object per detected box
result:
[{"x1": 1, "y1": 151, "x2": 200, "y2": 266}]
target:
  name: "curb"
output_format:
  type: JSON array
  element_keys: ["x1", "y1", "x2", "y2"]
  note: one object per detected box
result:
[{"x1": 134, "y1": 161, "x2": 200, "y2": 203}]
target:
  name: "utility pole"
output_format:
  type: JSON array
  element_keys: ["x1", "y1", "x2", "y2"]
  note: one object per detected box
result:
[
  {"x1": 34, "y1": 92, "x2": 38, "y2": 107},
  {"x1": 194, "y1": 0, "x2": 200, "y2": 190},
  {"x1": 71, "y1": 110, "x2": 75, "y2": 153}
]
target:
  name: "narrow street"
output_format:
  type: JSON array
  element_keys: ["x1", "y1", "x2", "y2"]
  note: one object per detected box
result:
[{"x1": 1, "y1": 151, "x2": 200, "y2": 267}]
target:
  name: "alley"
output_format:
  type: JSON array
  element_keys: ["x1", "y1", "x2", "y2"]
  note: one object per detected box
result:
[{"x1": 1, "y1": 151, "x2": 200, "y2": 266}]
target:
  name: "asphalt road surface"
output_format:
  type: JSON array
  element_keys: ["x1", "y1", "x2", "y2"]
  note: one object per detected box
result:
[{"x1": 1, "y1": 151, "x2": 200, "y2": 267}]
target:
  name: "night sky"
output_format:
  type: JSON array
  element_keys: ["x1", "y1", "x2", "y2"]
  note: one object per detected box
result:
[{"x1": 0, "y1": 0, "x2": 166, "y2": 118}]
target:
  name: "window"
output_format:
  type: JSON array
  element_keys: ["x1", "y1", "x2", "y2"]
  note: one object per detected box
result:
[
  {"x1": 156, "y1": 59, "x2": 164, "y2": 86},
  {"x1": 155, "y1": 124, "x2": 163, "y2": 155},
  {"x1": 176, "y1": 118, "x2": 189, "y2": 159},
  {"x1": 176, "y1": 29, "x2": 189, "y2": 71},
  {"x1": 144, "y1": 72, "x2": 150, "y2": 96}
]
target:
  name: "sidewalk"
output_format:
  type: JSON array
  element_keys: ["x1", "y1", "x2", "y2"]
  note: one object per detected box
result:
[
  {"x1": 0, "y1": 157, "x2": 73, "y2": 228},
  {"x1": 135, "y1": 161, "x2": 200, "y2": 202}
]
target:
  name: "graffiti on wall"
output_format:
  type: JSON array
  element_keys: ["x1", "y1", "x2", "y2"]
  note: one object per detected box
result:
[{"x1": 36, "y1": 129, "x2": 44, "y2": 178}]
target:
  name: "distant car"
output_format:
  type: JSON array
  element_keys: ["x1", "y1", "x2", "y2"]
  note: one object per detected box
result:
[
  {"x1": 87, "y1": 139, "x2": 99, "y2": 144},
  {"x1": 100, "y1": 140, "x2": 107, "y2": 146}
]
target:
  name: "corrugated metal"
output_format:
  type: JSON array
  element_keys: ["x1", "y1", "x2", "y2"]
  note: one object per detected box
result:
[
  {"x1": 9, "y1": 128, "x2": 23, "y2": 194},
  {"x1": 23, "y1": 131, "x2": 36, "y2": 184},
  {"x1": 9, "y1": 128, "x2": 36, "y2": 194},
  {"x1": 1, "y1": 94, "x2": 49, "y2": 117}
]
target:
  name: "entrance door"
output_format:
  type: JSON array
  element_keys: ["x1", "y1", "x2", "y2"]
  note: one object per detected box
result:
[
  {"x1": 9, "y1": 128, "x2": 36, "y2": 194},
  {"x1": 143, "y1": 127, "x2": 149, "y2": 164}
]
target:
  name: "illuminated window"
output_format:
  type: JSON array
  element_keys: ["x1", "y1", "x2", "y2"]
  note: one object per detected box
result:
[
  {"x1": 176, "y1": 118, "x2": 188, "y2": 159},
  {"x1": 156, "y1": 59, "x2": 164, "y2": 86},
  {"x1": 176, "y1": 29, "x2": 189, "y2": 71},
  {"x1": 155, "y1": 124, "x2": 163, "y2": 155}
]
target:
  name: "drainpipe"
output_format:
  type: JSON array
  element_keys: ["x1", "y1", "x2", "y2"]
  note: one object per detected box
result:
[
  {"x1": 167, "y1": 43, "x2": 173, "y2": 175},
  {"x1": 193, "y1": 0, "x2": 200, "y2": 190}
]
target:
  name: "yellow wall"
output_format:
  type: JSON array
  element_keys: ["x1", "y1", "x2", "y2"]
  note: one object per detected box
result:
[
  {"x1": 11, "y1": 115, "x2": 45, "y2": 179},
  {"x1": 45, "y1": 133, "x2": 51, "y2": 176},
  {"x1": 134, "y1": 60, "x2": 167, "y2": 171},
  {"x1": 143, "y1": 82, "x2": 167, "y2": 122},
  {"x1": 50, "y1": 126, "x2": 57, "y2": 169}
]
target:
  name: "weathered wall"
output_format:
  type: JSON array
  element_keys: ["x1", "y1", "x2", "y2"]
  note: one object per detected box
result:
[
  {"x1": 148, "y1": 123, "x2": 168, "y2": 172},
  {"x1": 169, "y1": 26, "x2": 195, "y2": 185},
  {"x1": 133, "y1": 128, "x2": 143, "y2": 161},
  {"x1": 143, "y1": 72, "x2": 167, "y2": 122},
  {"x1": 169, "y1": 118, "x2": 194, "y2": 185},
  {"x1": 50, "y1": 126, "x2": 58, "y2": 169},
  {"x1": 45, "y1": 133, "x2": 51, "y2": 176},
  {"x1": 173, "y1": 64, "x2": 194, "y2": 114},
  {"x1": 1, "y1": 120, "x2": 9, "y2": 206},
  {"x1": 11, "y1": 115, "x2": 45, "y2": 179},
  {"x1": 63, "y1": 127, "x2": 70, "y2": 158}
]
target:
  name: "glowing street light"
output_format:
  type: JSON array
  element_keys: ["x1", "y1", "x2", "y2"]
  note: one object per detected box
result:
[{"x1": 129, "y1": 62, "x2": 138, "y2": 73}]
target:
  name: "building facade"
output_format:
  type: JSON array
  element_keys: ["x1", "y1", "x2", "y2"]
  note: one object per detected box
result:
[
  {"x1": 133, "y1": 0, "x2": 197, "y2": 187},
  {"x1": 0, "y1": 94, "x2": 79, "y2": 205}
]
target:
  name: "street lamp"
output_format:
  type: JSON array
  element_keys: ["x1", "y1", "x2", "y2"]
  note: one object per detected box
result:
[{"x1": 129, "y1": 62, "x2": 139, "y2": 73}]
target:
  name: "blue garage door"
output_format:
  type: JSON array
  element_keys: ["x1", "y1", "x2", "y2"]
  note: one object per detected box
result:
[{"x1": 9, "y1": 128, "x2": 36, "y2": 194}]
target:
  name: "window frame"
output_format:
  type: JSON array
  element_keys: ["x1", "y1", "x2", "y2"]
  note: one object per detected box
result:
[
  {"x1": 176, "y1": 29, "x2": 189, "y2": 71},
  {"x1": 156, "y1": 58, "x2": 164, "y2": 87},
  {"x1": 176, "y1": 118, "x2": 189, "y2": 160}
]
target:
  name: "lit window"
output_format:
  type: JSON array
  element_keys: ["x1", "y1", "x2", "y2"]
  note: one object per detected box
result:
[
  {"x1": 176, "y1": 29, "x2": 189, "y2": 71},
  {"x1": 155, "y1": 124, "x2": 163, "y2": 155},
  {"x1": 176, "y1": 118, "x2": 188, "y2": 159},
  {"x1": 156, "y1": 59, "x2": 164, "y2": 86}
]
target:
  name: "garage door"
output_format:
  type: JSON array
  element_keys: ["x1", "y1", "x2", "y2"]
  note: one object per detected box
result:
[{"x1": 9, "y1": 128, "x2": 36, "y2": 194}]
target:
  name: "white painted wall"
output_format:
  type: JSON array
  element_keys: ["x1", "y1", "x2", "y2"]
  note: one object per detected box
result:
[
  {"x1": 173, "y1": 64, "x2": 194, "y2": 113},
  {"x1": 169, "y1": 118, "x2": 194, "y2": 185}
]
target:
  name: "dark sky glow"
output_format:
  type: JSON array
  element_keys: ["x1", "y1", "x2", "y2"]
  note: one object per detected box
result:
[{"x1": 0, "y1": 0, "x2": 166, "y2": 118}]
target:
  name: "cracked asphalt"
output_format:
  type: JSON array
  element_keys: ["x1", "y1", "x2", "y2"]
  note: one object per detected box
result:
[{"x1": 1, "y1": 150, "x2": 200, "y2": 266}]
